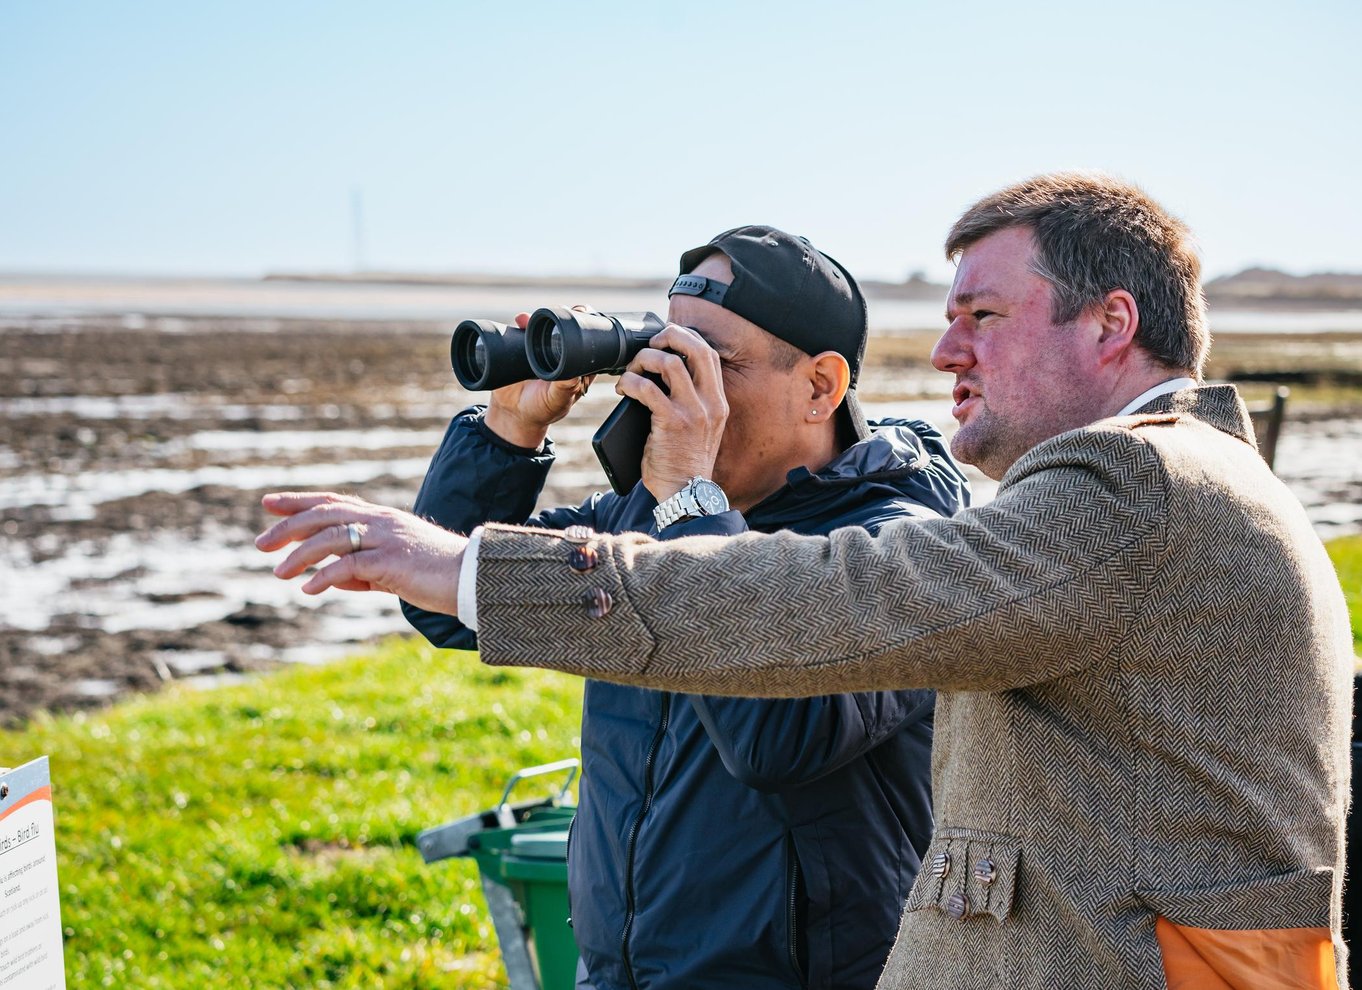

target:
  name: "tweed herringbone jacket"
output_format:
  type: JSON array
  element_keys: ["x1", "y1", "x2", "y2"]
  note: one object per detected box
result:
[{"x1": 473, "y1": 385, "x2": 1354, "y2": 989}]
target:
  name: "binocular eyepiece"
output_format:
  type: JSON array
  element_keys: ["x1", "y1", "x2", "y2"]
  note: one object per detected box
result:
[{"x1": 451, "y1": 308, "x2": 667, "y2": 391}]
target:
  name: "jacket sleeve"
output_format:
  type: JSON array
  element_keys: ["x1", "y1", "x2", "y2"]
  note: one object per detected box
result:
[
  {"x1": 400, "y1": 405, "x2": 597, "y2": 649},
  {"x1": 689, "y1": 689, "x2": 935, "y2": 791},
  {"x1": 473, "y1": 422, "x2": 1171, "y2": 696},
  {"x1": 684, "y1": 501, "x2": 938, "y2": 791}
]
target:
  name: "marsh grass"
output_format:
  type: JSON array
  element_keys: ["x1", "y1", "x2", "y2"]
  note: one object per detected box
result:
[
  {"x1": 1, "y1": 639, "x2": 582, "y2": 989},
  {"x1": 1328, "y1": 534, "x2": 1362, "y2": 656}
]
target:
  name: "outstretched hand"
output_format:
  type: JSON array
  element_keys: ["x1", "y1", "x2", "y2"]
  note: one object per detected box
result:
[{"x1": 255, "y1": 492, "x2": 466, "y2": 617}]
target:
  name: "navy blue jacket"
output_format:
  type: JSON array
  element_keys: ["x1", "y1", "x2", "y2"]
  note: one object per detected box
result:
[{"x1": 403, "y1": 407, "x2": 971, "y2": 990}]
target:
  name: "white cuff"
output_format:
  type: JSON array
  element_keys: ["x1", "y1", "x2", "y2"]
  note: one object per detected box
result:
[{"x1": 458, "y1": 526, "x2": 484, "y2": 632}]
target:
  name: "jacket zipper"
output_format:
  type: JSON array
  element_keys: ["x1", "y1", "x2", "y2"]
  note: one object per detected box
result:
[
  {"x1": 619, "y1": 692, "x2": 671, "y2": 990},
  {"x1": 787, "y1": 838, "x2": 806, "y2": 988}
]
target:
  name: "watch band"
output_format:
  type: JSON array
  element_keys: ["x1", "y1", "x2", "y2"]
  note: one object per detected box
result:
[
  {"x1": 654, "y1": 488, "x2": 702, "y2": 530},
  {"x1": 653, "y1": 477, "x2": 728, "y2": 530}
]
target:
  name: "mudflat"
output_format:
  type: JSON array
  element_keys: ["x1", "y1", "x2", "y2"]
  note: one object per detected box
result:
[{"x1": 2, "y1": 316, "x2": 1359, "y2": 725}]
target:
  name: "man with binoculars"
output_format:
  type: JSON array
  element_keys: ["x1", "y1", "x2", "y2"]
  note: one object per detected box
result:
[{"x1": 402, "y1": 226, "x2": 970, "y2": 990}]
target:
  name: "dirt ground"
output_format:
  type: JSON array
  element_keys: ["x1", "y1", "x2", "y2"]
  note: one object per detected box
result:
[{"x1": 2, "y1": 316, "x2": 1359, "y2": 725}]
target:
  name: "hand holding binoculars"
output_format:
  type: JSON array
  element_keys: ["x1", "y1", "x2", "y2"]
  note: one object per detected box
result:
[
  {"x1": 451, "y1": 308, "x2": 672, "y2": 496},
  {"x1": 451, "y1": 308, "x2": 667, "y2": 391}
]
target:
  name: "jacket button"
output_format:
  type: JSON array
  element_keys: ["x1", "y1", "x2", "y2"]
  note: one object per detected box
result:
[
  {"x1": 932, "y1": 852, "x2": 951, "y2": 879},
  {"x1": 974, "y1": 858, "x2": 997, "y2": 886},
  {"x1": 584, "y1": 588, "x2": 613, "y2": 619},
  {"x1": 562, "y1": 525, "x2": 594, "y2": 545},
  {"x1": 946, "y1": 893, "x2": 969, "y2": 919},
  {"x1": 568, "y1": 546, "x2": 598, "y2": 573}
]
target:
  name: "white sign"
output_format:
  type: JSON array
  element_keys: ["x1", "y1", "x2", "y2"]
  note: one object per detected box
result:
[{"x1": 0, "y1": 757, "x2": 65, "y2": 989}]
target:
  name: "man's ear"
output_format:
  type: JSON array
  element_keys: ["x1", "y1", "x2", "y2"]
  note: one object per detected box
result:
[
  {"x1": 807, "y1": 351, "x2": 851, "y2": 411},
  {"x1": 1095, "y1": 289, "x2": 1141, "y2": 367}
]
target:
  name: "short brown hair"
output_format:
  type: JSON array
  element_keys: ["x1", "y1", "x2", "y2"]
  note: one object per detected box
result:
[
  {"x1": 763, "y1": 330, "x2": 806, "y2": 372},
  {"x1": 945, "y1": 172, "x2": 1209, "y2": 375}
]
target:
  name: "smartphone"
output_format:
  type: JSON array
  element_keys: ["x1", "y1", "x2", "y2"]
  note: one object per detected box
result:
[
  {"x1": 592, "y1": 395, "x2": 652, "y2": 496},
  {"x1": 591, "y1": 371, "x2": 666, "y2": 496}
]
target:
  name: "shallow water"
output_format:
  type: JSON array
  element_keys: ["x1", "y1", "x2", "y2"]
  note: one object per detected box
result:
[
  {"x1": 1, "y1": 317, "x2": 1358, "y2": 724},
  {"x1": 4, "y1": 388, "x2": 1353, "y2": 642}
]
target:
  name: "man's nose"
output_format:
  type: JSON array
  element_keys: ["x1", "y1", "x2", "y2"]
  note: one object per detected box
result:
[{"x1": 931, "y1": 321, "x2": 973, "y2": 374}]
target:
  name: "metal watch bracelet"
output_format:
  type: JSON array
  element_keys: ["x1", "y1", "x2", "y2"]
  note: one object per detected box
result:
[{"x1": 653, "y1": 477, "x2": 729, "y2": 530}]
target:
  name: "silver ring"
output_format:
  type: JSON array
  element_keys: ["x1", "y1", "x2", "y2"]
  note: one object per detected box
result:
[{"x1": 346, "y1": 522, "x2": 362, "y2": 554}]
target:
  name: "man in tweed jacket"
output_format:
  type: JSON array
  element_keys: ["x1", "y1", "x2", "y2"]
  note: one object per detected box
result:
[{"x1": 260, "y1": 173, "x2": 1353, "y2": 989}]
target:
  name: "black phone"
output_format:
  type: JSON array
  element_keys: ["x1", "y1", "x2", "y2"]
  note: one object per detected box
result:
[
  {"x1": 592, "y1": 394, "x2": 652, "y2": 496},
  {"x1": 591, "y1": 371, "x2": 666, "y2": 496}
]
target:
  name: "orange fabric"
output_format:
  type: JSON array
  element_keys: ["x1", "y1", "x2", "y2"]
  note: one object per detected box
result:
[{"x1": 1155, "y1": 916, "x2": 1338, "y2": 990}]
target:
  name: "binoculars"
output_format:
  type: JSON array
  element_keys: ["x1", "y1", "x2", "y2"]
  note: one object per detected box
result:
[{"x1": 451, "y1": 307, "x2": 667, "y2": 391}]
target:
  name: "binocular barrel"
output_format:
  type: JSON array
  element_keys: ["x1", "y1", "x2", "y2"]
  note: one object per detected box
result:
[
  {"x1": 450, "y1": 319, "x2": 534, "y2": 391},
  {"x1": 450, "y1": 308, "x2": 666, "y2": 390},
  {"x1": 525, "y1": 308, "x2": 666, "y2": 381}
]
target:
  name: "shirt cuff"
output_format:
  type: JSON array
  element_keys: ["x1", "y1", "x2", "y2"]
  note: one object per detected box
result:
[{"x1": 458, "y1": 526, "x2": 484, "y2": 632}]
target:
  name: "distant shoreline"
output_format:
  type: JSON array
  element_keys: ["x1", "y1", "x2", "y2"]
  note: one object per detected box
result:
[
  {"x1": 4, "y1": 274, "x2": 1362, "y2": 331},
  {"x1": 5, "y1": 268, "x2": 1362, "y2": 312},
  {"x1": 263, "y1": 270, "x2": 954, "y2": 301},
  {"x1": 262, "y1": 268, "x2": 1362, "y2": 311}
]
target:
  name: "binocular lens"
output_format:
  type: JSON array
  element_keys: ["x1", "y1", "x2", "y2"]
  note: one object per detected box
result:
[
  {"x1": 450, "y1": 319, "x2": 534, "y2": 391},
  {"x1": 457, "y1": 333, "x2": 487, "y2": 378},
  {"x1": 531, "y1": 325, "x2": 564, "y2": 375},
  {"x1": 528, "y1": 313, "x2": 576, "y2": 379}
]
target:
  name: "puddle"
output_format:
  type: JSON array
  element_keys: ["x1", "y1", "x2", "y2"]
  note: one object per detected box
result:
[
  {"x1": 0, "y1": 456, "x2": 435, "y2": 514},
  {"x1": 164, "y1": 427, "x2": 445, "y2": 454},
  {"x1": 152, "y1": 649, "x2": 230, "y2": 675},
  {"x1": 72, "y1": 679, "x2": 121, "y2": 698}
]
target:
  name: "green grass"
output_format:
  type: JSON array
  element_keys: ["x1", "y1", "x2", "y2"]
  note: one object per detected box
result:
[
  {"x1": 3, "y1": 534, "x2": 1360, "y2": 988},
  {"x1": 1328, "y1": 533, "x2": 1362, "y2": 658},
  {"x1": 0, "y1": 639, "x2": 583, "y2": 989}
]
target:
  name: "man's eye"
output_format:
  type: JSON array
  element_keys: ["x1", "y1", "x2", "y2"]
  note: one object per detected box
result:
[{"x1": 973, "y1": 310, "x2": 996, "y2": 321}]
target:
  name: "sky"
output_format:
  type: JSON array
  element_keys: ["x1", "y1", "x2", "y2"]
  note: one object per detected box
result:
[{"x1": 1, "y1": 0, "x2": 1359, "y2": 283}]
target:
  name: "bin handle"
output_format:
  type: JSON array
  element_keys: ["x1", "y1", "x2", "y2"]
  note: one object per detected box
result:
[{"x1": 496, "y1": 758, "x2": 579, "y2": 828}]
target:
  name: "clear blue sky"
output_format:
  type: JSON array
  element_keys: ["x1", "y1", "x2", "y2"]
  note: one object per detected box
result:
[{"x1": 2, "y1": 0, "x2": 1358, "y2": 282}]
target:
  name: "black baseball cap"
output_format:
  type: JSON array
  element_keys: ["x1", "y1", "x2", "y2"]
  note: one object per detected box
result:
[{"x1": 670, "y1": 224, "x2": 871, "y2": 442}]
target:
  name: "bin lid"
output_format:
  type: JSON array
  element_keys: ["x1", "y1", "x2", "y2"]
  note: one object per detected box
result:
[{"x1": 509, "y1": 829, "x2": 569, "y2": 860}]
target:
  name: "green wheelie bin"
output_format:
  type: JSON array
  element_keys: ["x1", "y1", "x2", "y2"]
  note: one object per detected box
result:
[{"x1": 419, "y1": 759, "x2": 580, "y2": 990}]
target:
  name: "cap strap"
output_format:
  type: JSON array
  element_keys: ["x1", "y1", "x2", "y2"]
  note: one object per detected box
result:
[{"x1": 668, "y1": 274, "x2": 729, "y2": 306}]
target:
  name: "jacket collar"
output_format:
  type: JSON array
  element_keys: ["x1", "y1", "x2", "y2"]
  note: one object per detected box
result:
[
  {"x1": 1135, "y1": 383, "x2": 1256, "y2": 447},
  {"x1": 1000, "y1": 383, "x2": 1257, "y2": 491},
  {"x1": 746, "y1": 421, "x2": 970, "y2": 528}
]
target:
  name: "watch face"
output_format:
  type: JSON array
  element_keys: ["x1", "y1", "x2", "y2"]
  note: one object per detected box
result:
[{"x1": 694, "y1": 480, "x2": 728, "y2": 514}]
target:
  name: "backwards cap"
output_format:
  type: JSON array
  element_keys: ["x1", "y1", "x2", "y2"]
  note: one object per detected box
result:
[{"x1": 670, "y1": 224, "x2": 871, "y2": 441}]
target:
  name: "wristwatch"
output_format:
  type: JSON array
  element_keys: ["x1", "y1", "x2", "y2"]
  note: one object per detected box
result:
[{"x1": 653, "y1": 476, "x2": 730, "y2": 530}]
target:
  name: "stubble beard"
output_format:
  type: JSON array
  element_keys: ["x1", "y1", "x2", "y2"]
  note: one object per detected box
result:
[
  {"x1": 950, "y1": 405, "x2": 1045, "y2": 481},
  {"x1": 953, "y1": 387, "x2": 1104, "y2": 479}
]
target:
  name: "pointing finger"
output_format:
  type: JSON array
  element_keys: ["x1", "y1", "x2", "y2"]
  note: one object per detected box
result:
[
  {"x1": 261, "y1": 491, "x2": 354, "y2": 517},
  {"x1": 256, "y1": 502, "x2": 370, "y2": 551}
]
